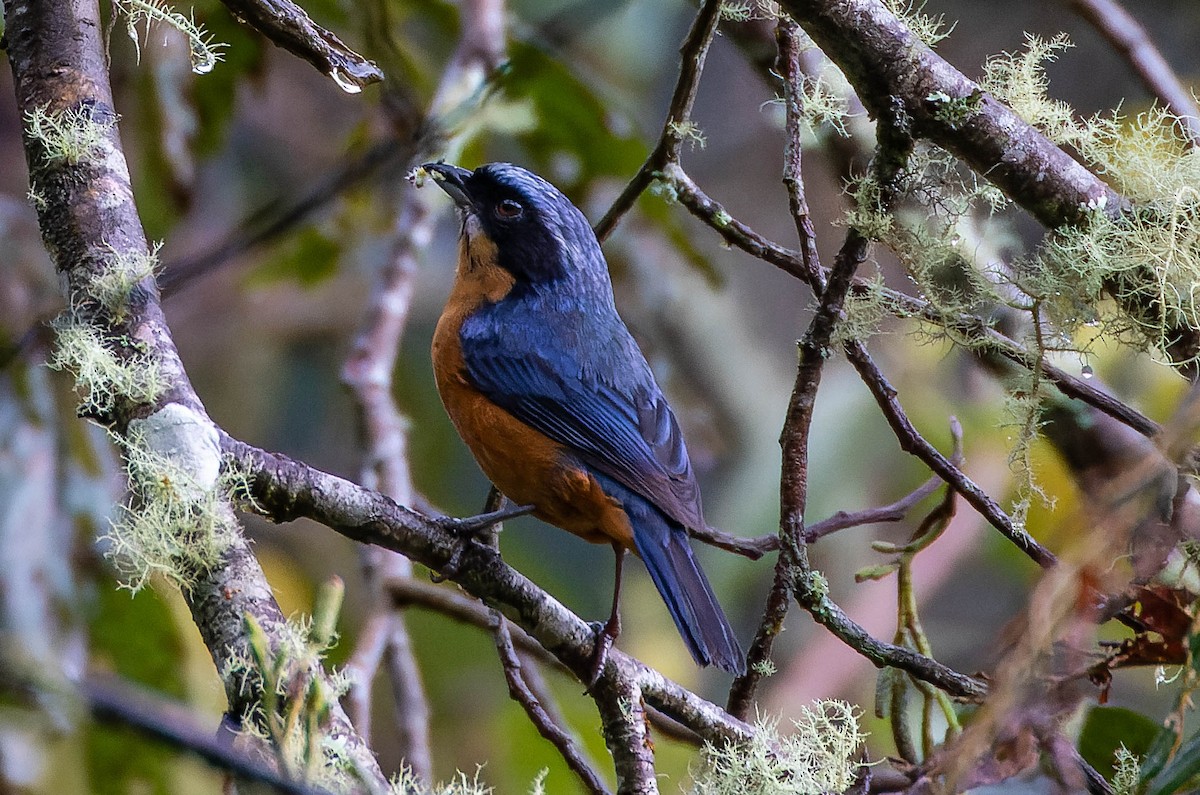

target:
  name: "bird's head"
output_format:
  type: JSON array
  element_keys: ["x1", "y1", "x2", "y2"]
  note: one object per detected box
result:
[{"x1": 422, "y1": 162, "x2": 601, "y2": 286}]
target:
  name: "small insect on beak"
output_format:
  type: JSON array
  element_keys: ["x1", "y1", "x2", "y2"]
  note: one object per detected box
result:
[{"x1": 421, "y1": 162, "x2": 475, "y2": 211}]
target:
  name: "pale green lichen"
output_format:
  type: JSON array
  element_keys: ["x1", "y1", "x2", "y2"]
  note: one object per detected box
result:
[
  {"x1": 102, "y1": 420, "x2": 238, "y2": 592},
  {"x1": 48, "y1": 313, "x2": 166, "y2": 415},
  {"x1": 979, "y1": 33, "x2": 1200, "y2": 365},
  {"x1": 719, "y1": 1, "x2": 779, "y2": 21},
  {"x1": 26, "y1": 185, "x2": 47, "y2": 212},
  {"x1": 793, "y1": 74, "x2": 852, "y2": 138},
  {"x1": 24, "y1": 105, "x2": 114, "y2": 166},
  {"x1": 980, "y1": 33, "x2": 1076, "y2": 144},
  {"x1": 669, "y1": 120, "x2": 708, "y2": 151},
  {"x1": 390, "y1": 767, "x2": 494, "y2": 795},
  {"x1": 884, "y1": 0, "x2": 953, "y2": 48},
  {"x1": 690, "y1": 702, "x2": 866, "y2": 795},
  {"x1": 1110, "y1": 744, "x2": 1140, "y2": 795},
  {"x1": 832, "y1": 273, "x2": 891, "y2": 346},
  {"x1": 88, "y1": 244, "x2": 161, "y2": 320},
  {"x1": 999, "y1": 374, "x2": 1056, "y2": 531},
  {"x1": 222, "y1": 581, "x2": 358, "y2": 790},
  {"x1": 751, "y1": 658, "x2": 777, "y2": 677},
  {"x1": 1033, "y1": 137, "x2": 1200, "y2": 365},
  {"x1": 113, "y1": 0, "x2": 227, "y2": 74}
]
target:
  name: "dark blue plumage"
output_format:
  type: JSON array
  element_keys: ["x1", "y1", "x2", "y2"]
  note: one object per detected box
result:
[{"x1": 426, "y1": 162, "x2": 744, "y2": 675}]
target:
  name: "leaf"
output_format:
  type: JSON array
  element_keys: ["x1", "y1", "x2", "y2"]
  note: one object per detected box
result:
[
  {"x1": 1148, "y1": 728, "x2": 1200, "y2": 795},
  {"x1": 246, "y1": 225, "x2": 341, "y2": 287},
  {"x1": 1078, "y1": 705, "x2": 1160, "y2": 782},
  {"x1": 1140, "y1": 726, "x2": 1180, "y2": 786}
]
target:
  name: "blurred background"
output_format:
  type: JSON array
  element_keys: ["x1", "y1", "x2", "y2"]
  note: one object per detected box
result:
[{"x1": 2, "y1": 0, "x2": 1199, "y2": 791}]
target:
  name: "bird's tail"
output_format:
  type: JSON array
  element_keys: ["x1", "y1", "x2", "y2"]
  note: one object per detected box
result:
[{"x1": 627, "y1": 502, "x2": 746, "y2": 675}]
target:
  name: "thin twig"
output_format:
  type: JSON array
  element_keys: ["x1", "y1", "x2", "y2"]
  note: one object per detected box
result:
[
  {"x1": 730, "y1": 230, "x2": 871, "y2": 719},
  {"x1": 805, "y1": 472, "x2": 945, "y2": 542},
  {"x1": 790, "y1": 560, "x2": 987, "y2": 701},
  {"x1": 688, "y1": 471, "x2": 945, "y2": 556},
  {"x1": 491, "y1": 612, "x2": 611, "y2": 795},
  {"x1": 593, "y1": 0, "x2": 723, "y2": 240},
  {"x1": 728, "y1": 22, "x2": 855, "y2": 719},
  {"x1": 1070, "y1": 0, "x2": 1200, "y2": 146},
  {"x1": 843, "y1": 343, "x2": 1057, "y2": 568}
]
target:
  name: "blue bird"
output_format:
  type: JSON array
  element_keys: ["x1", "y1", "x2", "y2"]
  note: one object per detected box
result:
[{"x1": 424, "y1": 162, "x2": 745, "y2": 677}]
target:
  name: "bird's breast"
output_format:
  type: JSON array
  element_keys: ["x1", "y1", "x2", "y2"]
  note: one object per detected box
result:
[{"x1": 432, "y1": 238, "x2": 635, "y2": 549}]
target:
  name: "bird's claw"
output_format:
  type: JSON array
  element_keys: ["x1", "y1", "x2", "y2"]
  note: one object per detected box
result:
[
  {"x1": 429, "y1": 504, "x2": 533, "y2": 583},
  {"x1": 435, "y1": 503, "x2": 534, "y2": 537},
  {"x1": 584, "y1": 618, "x2": 620, "y2": 689}
]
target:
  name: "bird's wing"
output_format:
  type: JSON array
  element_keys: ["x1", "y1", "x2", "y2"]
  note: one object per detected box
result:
[{"x1": 461, "y1": 330, "x2": 707, "y2": 531}]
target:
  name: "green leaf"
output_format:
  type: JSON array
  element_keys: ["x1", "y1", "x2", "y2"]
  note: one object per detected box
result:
[
  {"x1": 246, "y1": 225, "x2": 341, "y2": 287},
  {"x1": 1140, "y1": 726, "x2": 1180, "y2": 785},
  {"x1": 1149, "y1": 728, "x2": 1200, "y2": 795},
  {"x1": 1078, "y1": 705, "x2": 1160, "y2": 782}
]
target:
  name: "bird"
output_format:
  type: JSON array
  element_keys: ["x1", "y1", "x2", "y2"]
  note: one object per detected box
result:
[{"x1": 422, "y1": 161, "x2": 745, "y2": 678}]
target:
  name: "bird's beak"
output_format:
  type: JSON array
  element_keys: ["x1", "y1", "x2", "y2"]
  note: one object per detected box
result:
[{"x1": 422, "y1": 162, "x2": 475, "y2": 210}]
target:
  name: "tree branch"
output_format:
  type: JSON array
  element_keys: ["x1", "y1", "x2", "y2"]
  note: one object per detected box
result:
[
  {"x1": 593, "y1": 0, "x2": 723, "y2": 240},
  {"x1": 222, "y1": 435, "x2": 757, "y2": 746},
  {"x1": 3, "y1": 0, "x2": 386, "y2": 785},
  {"x1": 216, "y1": 0, "x2": 383, "y2": 91},
  {"x1": 778, "y1": 0, "x2": 1200, "y2": 375},
  {"x1": 1069, "y1": 0, "x2": 1200, "y2": 146}
]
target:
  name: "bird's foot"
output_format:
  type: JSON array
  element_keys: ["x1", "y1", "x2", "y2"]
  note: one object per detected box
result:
[
  {"x1": 429, "y1": 504, "x2": 533, "y2": 583},
  {"x1": 585, "y1": 616, "x2": 621, "y2": 689},
  {"x1": 434, "y1": 503, "x2": 533, "y2": 538}
]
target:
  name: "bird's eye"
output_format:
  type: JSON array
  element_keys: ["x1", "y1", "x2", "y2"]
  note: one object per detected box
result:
[{"x1": 495, "y1": 199, "x2": 523, "y2": 220}]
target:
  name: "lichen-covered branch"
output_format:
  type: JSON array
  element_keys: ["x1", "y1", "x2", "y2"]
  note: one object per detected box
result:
[
  {"x1": 3, "y1": 0, "x2": 386, "y2": 786},
  {"x1": 780, "y1": 0, "x2": 1116, "y2": 225},
  {"x1": 778, "y1": 0, "x2": 1200, "y2": 373},
  {"x1": 222, "y1": 436, "x2": 757, "y2": 747}
]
